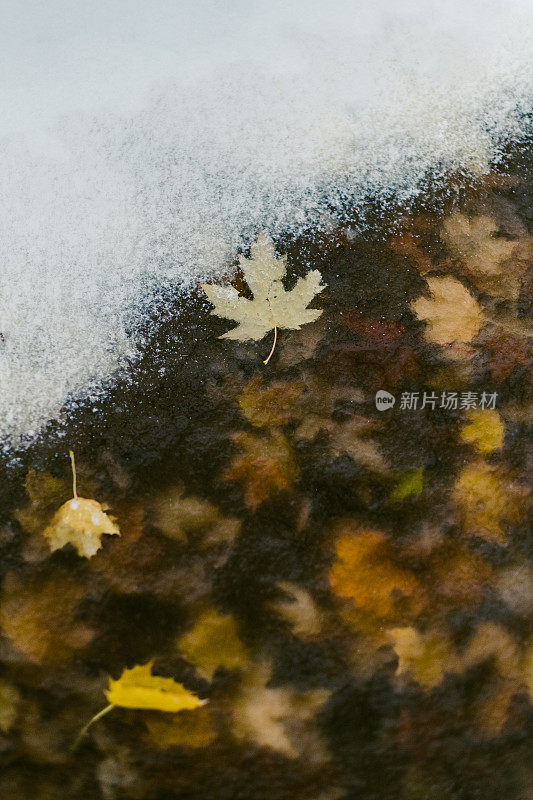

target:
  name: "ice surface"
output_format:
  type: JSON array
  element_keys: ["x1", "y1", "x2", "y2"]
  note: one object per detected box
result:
[{"x1": 0, "y1": 0, "x2": 532, "y2": 450}]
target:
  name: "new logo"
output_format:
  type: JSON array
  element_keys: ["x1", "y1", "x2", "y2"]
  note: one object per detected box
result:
[{"x1": 375, "y1": 390, "x2": 395, "y2": 410}]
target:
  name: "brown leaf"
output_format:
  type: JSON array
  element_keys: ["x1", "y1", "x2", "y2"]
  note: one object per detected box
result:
[
  {"x1": 0, "y1": 572, "x2": 94, "y2": 663},
  {"x1": 238, "y1": 377, "x2": 304, "y2": 427},
  {"x1": 222, "y1": 430, "x2": 296, "y2": 509},
  {"x1": 329, "y1": 524, "x2": 424, "y2": 621}
]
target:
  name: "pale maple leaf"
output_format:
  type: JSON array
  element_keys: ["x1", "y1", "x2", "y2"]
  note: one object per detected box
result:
[
  {"x1": 201, "y1": 233, "x2": 324, "y2": 361},
  {"x1": 410, "y1": 276, "x2": 483, "y2": 353},
  {"x1": 232, "y1": 661, "x2": 329, "y2": 758}
]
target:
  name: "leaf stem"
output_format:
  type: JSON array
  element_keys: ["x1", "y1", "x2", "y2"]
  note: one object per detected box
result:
[
  {"x1": 71, "y1": 703, "x2": 115, "y2": 752},
  {"x1": 69, "y1": 450, "x2": 78, "y2": 500},
  {"x1": 263, "y1": 326, "x2": 278, "y2": 365}
]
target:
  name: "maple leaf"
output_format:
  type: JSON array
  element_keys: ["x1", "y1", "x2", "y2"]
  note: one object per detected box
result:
[
  {"x1": 201, "y1": 233, "x2": 325, "y2": 363},
  {"x1": 232, "y1": 661, "x2": 329, "y2": 758},
  {"x1": 410, "y1": 276, "x2": 483, "y2": 355},
  {"x1": 269, "y1": 581, "x2": 323, "y2": 639},
  {"x1": 148, "y1": 485, "x2": 240, "y2": 551},
  {"x1": 177, "y1": 609, "x2": 248, "y2": 680},
  {"x1": 42, "y1": 452, "x2": 119, "y2": 559},
  {"x1": 144, "y1": 706, "x2": 215, "y2": 749},
  {"x1": 238, "y1": 377, "x2": 305, "y2": 427},
  {"x1": 441, "y1": 212, "x2": 527, "y2": 300},
  {"x1": 388, "y1": 627, "x2": 455, "y2": 688},
  {"x1": 454, "y1": 460, "x2": 529, "y2": 542},
  {"x1": 0, "y1": 571, "x2": 94, "y2": 663},
  {"x1": 44, "y1": 497, "x2": 120, "y2": 559},
  {"x1": 329, "y1": 526, "x2": 424, "y2": 621},
  {"x1": 222, "y1": 430, "x2": 296, "y2": 509},
  {"x1": 460, "y1": 408, "x2": 504, "y2": 454},
  {"x1": 292, "y1": 375, "x2": 388, "y2": 473},
  {"x1": 428, "y1": 540, "x2": 494, "y2": 609},
  {"x1": 388, "y1": 468, "x2": 424, "y2": 503}
]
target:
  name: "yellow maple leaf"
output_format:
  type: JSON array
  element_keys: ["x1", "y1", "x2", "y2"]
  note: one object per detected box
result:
[
  {"x1": 178, "y1": 609, "x2": 248, "y2": 680},
  {"x1": 329, "y1": 527, "x2": 423, "y2": 620},
  {"x1": 106, "y1": 662, "x2": 206, "y2": 711},
  {"x1": 222, "y1": 430, "x2": 295, "y2": 509},
  {"x1": 42, "y1": 452, "x2": 120, "y2": 558},
  {"x1": 460, "y1": 408, "x2": 504, "y2": 453},
  {"x1": 44, "y1": 497, "x2": 120, "y2": 559},
  {"x1": 454, "y1": 460, "x2": 529, "y2": 542},
  {"x1": 43, "y1": 450, "x2": 120, "y2": 558},
  {"x1": 201, "y1": 232, "x2": 325, "y2": 363},
  {"x1": 410, "y1": 276, "x2": 483, "y2": 353}
]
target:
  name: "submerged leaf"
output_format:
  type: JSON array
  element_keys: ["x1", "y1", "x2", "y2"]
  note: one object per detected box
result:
[
  {"x1": 178, "y1": 609, "x2": 248, "y2": 680},
  {"x1": 460, "y1": 408, "x2": 504, "y2": 454},
  {"x1": 389, "y1": 627, "x2": 455, "y2": 688},
  {"x1": 329, "y1": 527, "x2": 423, "y2": 620},
  {"x1": 410, "y1": 276, "x2": 483, "y2": 352},
  {"x1": 222, "y1": 430, "x2": 295, "y2": 509},
  {"x1": 441, "y1": 213, "x2": 527, "y2": 300},
  {"x1": 238, "y1": 377, "x2": 304, "y2": 427},
  {"x1": 0, "y1": 572, "x2": 94, "y2": 663},
  {"x1": 0, "y1": 679, "x2": 19, "y2": 733},
  {"x1": 106, "y1": 662, "x2": 205, "y2": 712},
  {"x1": 454, "y1": 461, "x2": 528, "y2": 542},
  {"x1": 388, "y1": 468, "x2": 424, "y2": 502},
  {"x1": 232, "y1": 661, "x2": 329, "y2": 758},
  {"x1": 144, "y1": 706, "x2": 215, "y2": 749}
]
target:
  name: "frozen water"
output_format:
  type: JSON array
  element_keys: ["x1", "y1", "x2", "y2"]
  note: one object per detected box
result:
[{"x1": 0, "y1": 0, "x2": 531, "y2": 449}]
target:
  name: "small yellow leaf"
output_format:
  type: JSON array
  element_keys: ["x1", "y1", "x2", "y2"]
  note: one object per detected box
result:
[
  {"x1": 388, "y1": 468, "x2": 424, "y2": 503},
  {"x1": 460, "y1": 409, "x2": 504, "y2": 454},
  {"x1": 178, "y1": 610, "x2": 248, "y2": 681},
  {"x1": 43, "y1": 497, "x2": 120, "y2": 559},
  {"x1": 106, "y1": 662, "x2": 205, "y2": 712},
  {"x1": 389, "y1": 627, "x2": 454, "y2": 688}
]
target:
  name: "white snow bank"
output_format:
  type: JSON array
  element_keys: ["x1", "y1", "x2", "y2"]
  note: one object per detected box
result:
[{"x1": 0, "y1": 0, "x2": 531, "y2": 449}]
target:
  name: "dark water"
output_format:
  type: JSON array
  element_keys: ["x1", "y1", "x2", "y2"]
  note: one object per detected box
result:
[{"x1": 0, "y1": 148, "x2": 531, "y2": 800}]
